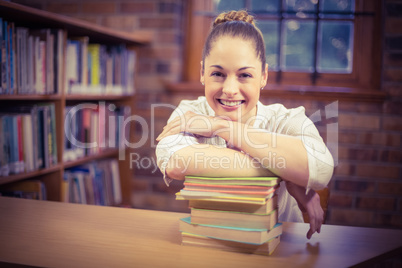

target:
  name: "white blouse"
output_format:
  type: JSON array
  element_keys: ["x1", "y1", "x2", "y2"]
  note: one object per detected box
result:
[{"x1": 156, "y1": 96, "x2": 334, "y2": 222}]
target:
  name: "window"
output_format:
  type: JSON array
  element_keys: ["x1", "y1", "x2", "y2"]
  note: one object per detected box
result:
[{"x1": 181, "y1": 0, "x2": 382, "y2": 93}]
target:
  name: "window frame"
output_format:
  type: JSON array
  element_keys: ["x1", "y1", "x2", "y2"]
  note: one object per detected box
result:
[{"x1": 176, "y1": 0, "x2": 384, "y2": 101}]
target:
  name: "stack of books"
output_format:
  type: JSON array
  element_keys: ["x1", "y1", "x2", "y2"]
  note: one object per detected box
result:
[{"x1": 176, "y1": 175, "x2": 282, "y2": 255}]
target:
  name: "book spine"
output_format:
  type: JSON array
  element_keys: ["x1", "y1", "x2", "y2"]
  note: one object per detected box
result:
[
  {"x1": 17, "y1": 115, "x2": 25, "y2": 173},
  {"x1": 36, "y1": 107, "x2": 44, "y2": 169},
  {"x1": 0, "y1": 17, "x2": 2, "y2": 94},
  {"x1": 0, "y1": 116, "x2": 3, "y2": 174},
  {"x1": 8, "y1": 23, "x2": 14, "y2": 94},
  {"x1": 48, "y1": 103, "x2": 57, "y2": 165},
  {"x1": 22, "y1": 114, "x2": 34, "y2": 172},
  {"x1": 31, "y1": 106, "x2": 38, "y2": 170},
  {"x1": 40, "y1": 41, "x2": 46, "y2": 94},
  {"x1": 0, "y1": 116, "x2": 10, "y2": 176},
  {"x1": 27, "y1": 36, "x2": 34, "y2": 94},
  {"x1": 9, "y1": 115, "x2": 18, "y2": 174},
  {"x1": 87, "y1": 44, "x2": 100, "y2": 92},
  {"x1": 2, "y1": 20, "x2": 8, "y2": 94}
]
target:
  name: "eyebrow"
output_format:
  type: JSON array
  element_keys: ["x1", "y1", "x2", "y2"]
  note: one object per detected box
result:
[{"x1": 210, "y1": 65, "x2": 255, "y2": 71}]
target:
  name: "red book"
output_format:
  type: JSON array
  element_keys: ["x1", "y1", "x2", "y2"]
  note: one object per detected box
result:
[{"x1": 17, "y1": 115, "x2": 24, "y2": 173}]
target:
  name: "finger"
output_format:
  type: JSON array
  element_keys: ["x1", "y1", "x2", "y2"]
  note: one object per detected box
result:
[
  {"x1": 315, "y1": 203, "x2": 324, "y2": 234},
  {"x1": 307, "y1": 220, "x2": 316, "y2": 239},
  {"x1": 307, "y1": 228, "x2": 313, "y2": 240}
]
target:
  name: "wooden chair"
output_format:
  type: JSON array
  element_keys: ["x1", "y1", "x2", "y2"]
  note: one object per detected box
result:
[{"x1": 302, "y1": 187, "x2": 330, "y2": 224}]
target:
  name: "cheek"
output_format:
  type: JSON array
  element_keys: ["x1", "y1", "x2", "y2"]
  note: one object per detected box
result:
[
  {"x1": 204, "y1": 87, "x2": 217, "y2": 105},
  {"x1": 205, "y1": 85, "x2": 219, "y2": 98}
]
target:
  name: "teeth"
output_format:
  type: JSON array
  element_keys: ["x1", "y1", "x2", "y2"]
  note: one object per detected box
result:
[{"x1": 220, "y1": 100, "x2": 243, "y2": 107}]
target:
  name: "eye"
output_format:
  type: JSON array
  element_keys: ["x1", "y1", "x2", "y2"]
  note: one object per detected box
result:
[
  {"x1": 211, "y1": 71, "x2": 224, "y2": 77},
  {"x1": 239, "y1": 73, "x2": 252, "y2": 78}
]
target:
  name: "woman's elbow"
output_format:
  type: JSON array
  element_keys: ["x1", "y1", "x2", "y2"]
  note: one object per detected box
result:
[{"x1": 165, "y1": 165, "x2": 186, "y2": 181}]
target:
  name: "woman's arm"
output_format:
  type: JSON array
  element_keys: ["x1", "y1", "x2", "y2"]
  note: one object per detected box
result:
[
  {"x1": 157, "y1": 111, "x2": 311, "y2": 187},
  {"x1": 165, "y1": 144, "x2": 276, "y2": 180},
  {"x1": 156, "y1": 111, "x2": 328, "y2": 239},
  {"x1": 215, "y1": 119, "x2": 310, "y2": 187}
]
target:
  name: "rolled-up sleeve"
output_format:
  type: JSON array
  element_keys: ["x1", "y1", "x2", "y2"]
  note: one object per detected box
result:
[
  {"x1": 156, "y1": 133, "x2": 199, "y2": 186},
  {"x1": 300, "y1": 123, "x2": 334, "y2": 190},
  {"x1": 274, "y1": 105, "x2": 334, "y2": 190},
  {"x1": 155, "y1": 97, "x2": 214, "y2": 186}
]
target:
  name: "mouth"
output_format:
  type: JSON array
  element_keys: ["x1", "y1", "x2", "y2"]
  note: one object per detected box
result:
[{"x1": 218, "y1": 99, "x2": 245, "y2": 107}]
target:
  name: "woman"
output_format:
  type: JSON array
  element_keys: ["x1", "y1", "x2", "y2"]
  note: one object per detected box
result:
[{"x1": 156, "y1": 10, "x2": 334, "y2": 239}]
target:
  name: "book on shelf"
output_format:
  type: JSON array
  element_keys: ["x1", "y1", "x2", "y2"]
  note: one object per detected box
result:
[
  {"x1": 62, "y1": 158, "x2": 122, "y2": 206},
  {"x1": 0, "y1": 16, "x2": 67, "y2": 95},
  {"x1": 176, "y1": 175, "x2": 282, "y2": 255},
  {"x1": 0, "y1": 179, "x2": 47, "y2": 200},
  {"x1": 181, "y1": 232, "x2": 280, "y2": 256},
  {"x1": 0, "y1": 103, "x2": 57, "y2": 176},
  {"x1": 179, "y1": 217, "x2": 283, "y2": 245},
  {"x1": 66, "y1": 38, "x2": 136, "y2": 95},
  {"x1": 0, "y1": 16, "x2": 136, "y2": 96},
  {"x1": 63, "y1": 103, "x2": 131, "y2": 162}
]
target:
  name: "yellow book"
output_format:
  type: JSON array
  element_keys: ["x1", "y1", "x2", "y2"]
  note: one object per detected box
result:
[
  {"x1": 87, "y1": 44, "x2": 100, "y2": 86},
  {"x1": 175, "y1": 192, "x2": 269, "y2": 205},
  {"x1": 189, "y1": 195, "x2": 278, "y2": 214}
]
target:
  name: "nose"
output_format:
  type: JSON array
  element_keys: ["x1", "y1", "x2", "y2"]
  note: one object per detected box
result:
[{"x1": 222, "y1": 76, "x2": 239, "y2": 97}]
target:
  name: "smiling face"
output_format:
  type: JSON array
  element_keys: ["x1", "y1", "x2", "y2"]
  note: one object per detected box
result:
[{"x1": 201, "y1": 36, "x2": 268, "y2": 124}]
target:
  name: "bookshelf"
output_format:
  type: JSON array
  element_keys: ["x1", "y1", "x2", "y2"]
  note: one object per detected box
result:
[{"x1": 0, "y1": 1, "x2": 151, "y2": 206}]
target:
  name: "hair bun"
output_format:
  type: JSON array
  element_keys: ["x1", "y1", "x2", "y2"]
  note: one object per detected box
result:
[{"x1": 213, "y1": 10, "x2": 255, "y2": 27}]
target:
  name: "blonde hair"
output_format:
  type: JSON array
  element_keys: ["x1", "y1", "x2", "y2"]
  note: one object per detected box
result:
[
  {"x1": 202, "y1": 10, "x2": 266, "y2": 71},
  {"x1": 213, "y1": 10, "x2": 256, "y2": 27}
]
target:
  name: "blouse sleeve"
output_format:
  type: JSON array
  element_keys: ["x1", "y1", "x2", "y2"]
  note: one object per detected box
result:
[
  {"x1": 156, "y1": 133, "x2": 200, "y2": 186},
  {"x1": 155, "y1": 98, "x2": 206, "y2": 186},
  {"x1": 275, "y1": 105, "x2": 334, "y2": 190}
]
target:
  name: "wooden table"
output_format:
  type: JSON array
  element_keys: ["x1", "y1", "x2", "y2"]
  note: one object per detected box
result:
[{"x1": 0, "y1": 196, "x2": 401, "y2": 268}]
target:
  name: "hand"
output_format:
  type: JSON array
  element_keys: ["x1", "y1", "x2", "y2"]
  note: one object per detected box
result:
[
  {"x1": 156, "y1": 111, "x2": 228, "y2": 141},
  {"x1": 285, "y1": 181, "x2": 324, "y2": 239}
]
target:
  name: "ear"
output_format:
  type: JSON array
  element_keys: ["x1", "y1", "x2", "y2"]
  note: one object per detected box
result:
[
  {"x1": 261, "y1": 63, "x2": 268, "y2": 89},
  {"x1": 200, "y1": 61, "x2": 205, "y2": 84}
]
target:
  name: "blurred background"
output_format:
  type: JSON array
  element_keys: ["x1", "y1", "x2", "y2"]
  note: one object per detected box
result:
[{"x1": 10, "y1": 0, "x2": 401, "y2": 229}]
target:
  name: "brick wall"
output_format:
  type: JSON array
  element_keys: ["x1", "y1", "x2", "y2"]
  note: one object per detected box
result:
[{"x1": 12, "y1": 0, "x2": 402, "y2": 229}]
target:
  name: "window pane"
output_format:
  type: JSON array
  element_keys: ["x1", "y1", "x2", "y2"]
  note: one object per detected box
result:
[
  {"x1": 215, "y1": 0, "x2": 245, "y2": 12},
  {"x1": 251, "y1": 0, "x2": 281, "y2": 13},
  {"x1": 257, "y1": 21, "x2": 280, "y2": 70},
  {"x1": 321, "y1": 0, "x2": 354, "y2": 13},
  {"x1": 317, "y1": 21, "x2": 353, "y2": 73},
  {"x1": 284, "y1": 0, "x2": 317, "y2": 13},
  {"x1": 281, "y1": 20, "x2": 316, "y2": 72}
]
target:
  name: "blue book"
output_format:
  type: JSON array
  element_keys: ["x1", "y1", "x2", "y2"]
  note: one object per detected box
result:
[
  {"x1": 179, "y1": 216, "x2": 283, "y2": 245},
  {"x1": 8, "y1": 23, "x2": 14, "y2": 94},
  {"x1": 9, "y1": 115, "x2": 19, "y2": 174},
  {"x1": 2, "y1": 20, "x2": 8, "y2": 94},
  {"x1": 1, "y1": 115, "x2": 10, "y2": 176},
  {"x1": 36, "y1": 106, "x2": 45, "y2": 169},
  {"x1": 0, "y1": 17, "x2": 2, "y2": 94}
]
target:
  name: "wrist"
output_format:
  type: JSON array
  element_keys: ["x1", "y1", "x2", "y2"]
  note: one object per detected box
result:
[{"x1": 212, "y1": 118, "x2": 231, "y2": 137}]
